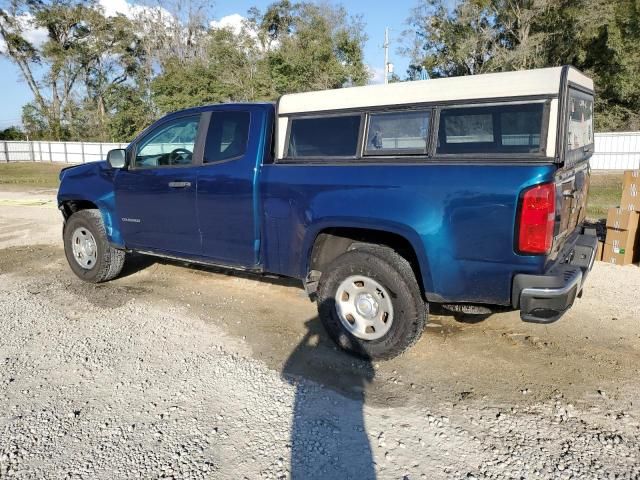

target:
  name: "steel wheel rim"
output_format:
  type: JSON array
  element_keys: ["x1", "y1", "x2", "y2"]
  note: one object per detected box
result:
[
  {"x1": 71, "y1": 227, "x2": 98, "y2": 270},
  {"x1": 334, "y1": 275, "x2": 394, "y2": 341}
]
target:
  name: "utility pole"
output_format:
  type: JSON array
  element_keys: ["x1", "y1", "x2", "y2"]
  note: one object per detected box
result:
[{"x1": 383, "y1": 27, "x2": 390, "y2": 85}]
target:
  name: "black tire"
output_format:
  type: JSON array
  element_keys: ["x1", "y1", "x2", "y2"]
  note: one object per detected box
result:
[
  {"x1": 316, "y1": 246, "x2": 427, "y2": 360},
  {"x1": 63, "y1": 209, "x2": 126, "y2": 283}
]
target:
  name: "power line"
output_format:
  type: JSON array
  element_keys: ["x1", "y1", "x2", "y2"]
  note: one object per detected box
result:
[{"x1": 383, "y1": 27, "x2": 390, "y2": 85}]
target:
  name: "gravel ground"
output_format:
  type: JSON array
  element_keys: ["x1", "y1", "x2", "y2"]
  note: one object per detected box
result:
[{"x1": 0, "y1": 188, "x2": 639, "y2": 479}]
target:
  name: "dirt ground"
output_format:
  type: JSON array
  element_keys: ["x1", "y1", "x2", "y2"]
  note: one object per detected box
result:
[{"x1": 1, "y1": 186, "x2": 639, "y2": 479}]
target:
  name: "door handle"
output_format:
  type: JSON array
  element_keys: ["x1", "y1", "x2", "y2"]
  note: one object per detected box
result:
[{"x1": 168, "y1": 181, "x2": 191, "y2": 188}]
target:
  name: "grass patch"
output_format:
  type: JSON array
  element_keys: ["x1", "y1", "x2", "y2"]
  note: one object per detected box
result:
[
  {"x1": 587, "y1": 172, "x2": 623, "y2": 220},
  {"x1": 0, "y1": 162, "x2": 66, "y2": 188}
]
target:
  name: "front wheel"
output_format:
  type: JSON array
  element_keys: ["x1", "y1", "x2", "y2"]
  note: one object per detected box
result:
[
  {"x1": 63, "y1": 209, "x2": 125, "y2": 283},
  {"x1": 316, "y1": 247, "x2": 427, "y2": 360}
]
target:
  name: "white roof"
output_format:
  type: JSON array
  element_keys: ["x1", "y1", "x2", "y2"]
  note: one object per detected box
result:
[{"x1": 278, "y1": 66, "x2": 593, "y2": 115}]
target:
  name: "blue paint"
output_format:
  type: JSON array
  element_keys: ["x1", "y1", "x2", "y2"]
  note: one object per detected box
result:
[
  {"x1": 57, "y1": 161, "x2": 125, "y2": 247},
  {"x1": 196, "y1": 104, "x2": 272, "y2": 267},
  {"x1": 57, "y1": 103, "x2": 559, "y2": 307},
  {"x1": 259, "y1": 163, "x2": 556, "y2": 304},
  {"x1": 115, "y1": 164, "x2": 202, "y2": 254},
  {"x1": 252, "y1": 108, "x2": 272, "y2": 265}
]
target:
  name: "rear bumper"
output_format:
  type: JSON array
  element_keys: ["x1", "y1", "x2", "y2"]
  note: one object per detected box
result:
[{"x1": 512, "y1": 229, "x2": 598, "y2": 323}]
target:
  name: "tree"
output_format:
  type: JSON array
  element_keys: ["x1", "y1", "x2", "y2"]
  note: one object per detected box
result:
[
  {"x1": 404, "y1": 0, "x2": 640, "y2": 131},
  {"x1": 152, "y1": 1, "x2": 370, "y2": 113},
  {"x1": 151, "y1": 25, "x2": 270, "y2": 113},
  {"x1": 0, "y1": 0, "x2": 148, "y2": 140},
  {"x1": 258, "y1": 1, "x2": 369, "y2": 94},
  {"x1": 403, "y1": 0, "x2": 500, "y2": 78},
  {"x1": 80, "y1": 11, "x2": 151, "y2": 141},
  {"x1": 0, "y1": 126, "x2": 25, "y2": 140},
  {"x1": 2, "y1": 0, "x2": 370, "y2": 140},
  {"x1": 105, "y1": 83, "x2": 156, "y2": 141}
]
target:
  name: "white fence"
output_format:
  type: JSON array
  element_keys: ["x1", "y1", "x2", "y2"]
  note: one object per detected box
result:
[
  {"x1": 1, "y1": 132, "x2": 640, "y2": 169},
  {"x1": 0, "y1": 141, "x2": 128, "y2": 164},
  {"x1": 591, "y1": 132, "x2": 640, "y2": 170}
]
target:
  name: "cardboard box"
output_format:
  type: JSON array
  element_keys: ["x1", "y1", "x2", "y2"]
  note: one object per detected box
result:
[
  {"x1": 596, "y1": 240, "x2": 604, "y2": 261},
  {"x1": 603, "y1": 227, "x2": 639, "y2": 265},
  {"x1": 621, "y1": 184, "x2": 640, "y2": 212},
  {"x1": 602, "y1": 244, "x2": 635, "y2": 265},
  {"x1": 606, "y1": 208, "x2": 640, "y2": 230},
  {"x1": 621, "y1": 170, "x2": 640, "y2": 212},
  {"x1": 623, "y1": 170, "x2": 640, "y2": 188}
]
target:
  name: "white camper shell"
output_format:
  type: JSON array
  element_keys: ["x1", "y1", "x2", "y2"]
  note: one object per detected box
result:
[{"x1": 275, "y1": 66, "x2": 594, "y2": 165}]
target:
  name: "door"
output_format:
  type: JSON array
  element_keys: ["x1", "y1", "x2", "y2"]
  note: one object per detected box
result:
[
  {"x1": 553, "y1": 88, "x2": 594, "y2": 255},
  {"x1": 197, "y1": 109, "x2": 259, "y2": 267},
  {"x1": 115, "y1": 113, "x2": 203, "y2": 255}
]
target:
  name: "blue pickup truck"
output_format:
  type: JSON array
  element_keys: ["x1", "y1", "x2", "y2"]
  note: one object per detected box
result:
[{"x1": 57, "y1": 66, "x2": 597, "y2": 359}]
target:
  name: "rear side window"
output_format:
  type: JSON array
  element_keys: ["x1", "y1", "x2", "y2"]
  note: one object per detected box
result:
[
  {"x1": 365, "y1": 110, "x2": 430, "y2": 155},
  {"x1": 204, "y1": 111, "x2": 250, "y2": 163},
  {"x1": 437, "y1": 103, "x2": 545, "y2": 155},
  {"x1": 567, "y1": 90, "x2": 594, "y2": 151},
  {"x1": 287, "y1": 115, "x2": 361, "y2": 159}
]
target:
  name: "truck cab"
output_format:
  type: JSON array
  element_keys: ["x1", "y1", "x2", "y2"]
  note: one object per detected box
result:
[{"x1": 58, "y1": 66, "x2": 597, "y2": 359}]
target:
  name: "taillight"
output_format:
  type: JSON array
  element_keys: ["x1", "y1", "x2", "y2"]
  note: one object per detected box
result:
[{"x1": 517, "y1": 183, "x2": 556, "y2": 255}]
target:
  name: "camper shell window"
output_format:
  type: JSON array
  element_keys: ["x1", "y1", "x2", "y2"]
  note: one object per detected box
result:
[
  {"x1": 436, "y1": 103, "x2": 546, "y2": 155},
  {"x1": 364, "y1": 110, "x2": 431, "y2": 155},
  {"x1": 286, "y1": 114, "x2": 362, "y2": 159},
  {"x1": 566, "y1": 89, "x2": 594, "y2": 151}
]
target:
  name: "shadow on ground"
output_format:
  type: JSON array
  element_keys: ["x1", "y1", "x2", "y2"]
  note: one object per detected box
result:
[
  {"x1": 282, "y1": 316, "x2": 376, "y2": 479},
  {"x1": 118, "y1": 252, "x2": 303, "y2": 289}
]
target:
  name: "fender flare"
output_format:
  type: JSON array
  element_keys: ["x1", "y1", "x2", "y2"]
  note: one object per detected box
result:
[
  {"x1": 300, "y1": 217, "x2": 434, "y2": 296},
  {"x1": 58, "y1": 193, "x2": 124, "y2": 248}
]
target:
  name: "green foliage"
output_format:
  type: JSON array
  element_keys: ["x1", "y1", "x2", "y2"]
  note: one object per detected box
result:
[
  {"x1": 152, "y1": 1, "x2": 369, "y2": 114},
  {"x1": 0, "y1": 126, "x2": 25, "y2": 140},
  {"x1": 151, "y1": 27, "x2": 272, "y2": 114},
  {"x1": 405, "y1": 0, "x2": 640, "y2": 131},
  {"x1": 106, "y1": 84, "x2": 155, "y2": 142},
  {"x1": 263, "y1": 2, "x2": 369, "y2": 94},
  {"x1": 21, "y1": 103, "x2": 52, "y2": 140},
  {"x1": 7, "y1": 0, "x2": 638, "y2": 138},
  {"x1": 0, "y1": 0, "x2": 150, "y2": 141},
  {"x1": 1, "y1": 0, "x2": 369, "y2": 140}
]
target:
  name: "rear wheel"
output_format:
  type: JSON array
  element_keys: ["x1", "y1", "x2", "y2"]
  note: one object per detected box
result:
[
  {"x1": 316, "y1": 247, "x2": 427, "y2": 360},
  {"x1": 63, "y1": 209, "x2": 125, "y2": 283}
]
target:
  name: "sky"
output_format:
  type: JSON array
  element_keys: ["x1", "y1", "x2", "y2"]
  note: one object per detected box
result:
[{"x1": 0, "y1": 0, "x2": 419, "y2": 129}]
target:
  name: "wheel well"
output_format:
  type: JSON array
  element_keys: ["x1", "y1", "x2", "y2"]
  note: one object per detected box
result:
[
  {"x1": 60, "y1": 200, "x2": 99, "y2": 220},
  {"x1": 309, "y1": 227, "x2": 424, "y2": 295}
]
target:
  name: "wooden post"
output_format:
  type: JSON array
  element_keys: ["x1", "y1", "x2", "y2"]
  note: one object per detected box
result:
[
  {"x1": 63, "y1": 142, "x2": 68, "y2": 163},
  {"x1": 48, "y1": 142, "x2": 53, "y2": 162},
  {"x1": 3, "y1": 141, "x2": 8, "y2": 163},
  {"x1": 29, "y1": 141, "x2": 35, "y2": 162},
  {"x1": 81, "y1": 141, "x2": 85, "y2": 163},
  {"x1": 38, "y1": 142, "x2": 43, "y2": 162}
]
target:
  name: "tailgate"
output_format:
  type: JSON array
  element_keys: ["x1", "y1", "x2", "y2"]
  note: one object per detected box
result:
[{"x1": 552, "y1": 159, "x2": 590, "y2": 257}]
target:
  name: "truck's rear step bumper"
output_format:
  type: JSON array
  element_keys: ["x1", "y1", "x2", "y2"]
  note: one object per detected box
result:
[{"x1": 512, "y1": 229, "x2": 598, "y2": 323}]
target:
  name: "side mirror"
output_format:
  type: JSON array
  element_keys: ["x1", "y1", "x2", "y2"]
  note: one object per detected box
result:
[{"x1": 107, "y1": 149, "x2": 127, "y2": 169}]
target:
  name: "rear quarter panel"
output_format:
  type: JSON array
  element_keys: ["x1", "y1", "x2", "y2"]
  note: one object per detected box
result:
[{"x1": 261, "y1": 162, "x2": 557, "y2": 305}]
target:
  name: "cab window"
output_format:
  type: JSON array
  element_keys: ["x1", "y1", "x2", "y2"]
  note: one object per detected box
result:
[
  {"x1": 135, "y1": 115, "x2": 201, "y2": 168},
  {"x1": 204, "y1": 111, "x2": 251, "y2": 163}
]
